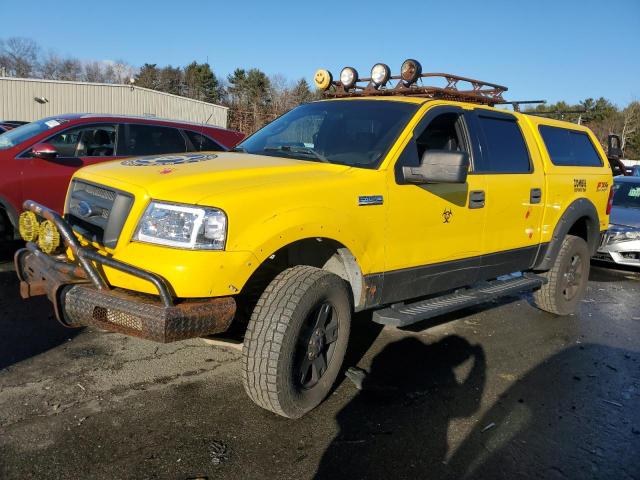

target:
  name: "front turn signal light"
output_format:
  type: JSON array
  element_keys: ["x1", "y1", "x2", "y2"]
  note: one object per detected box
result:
[{"x1": 18, "y1": 211, "x2": 39, "y2": 242}]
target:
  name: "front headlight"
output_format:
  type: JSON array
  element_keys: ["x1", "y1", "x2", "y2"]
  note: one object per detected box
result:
[
  {"x1": 133, "y1": 201, "x2": 227, "y2": 250},
  {"x1": 606, "y1": 226, "x2": 640, "y2": 244}
]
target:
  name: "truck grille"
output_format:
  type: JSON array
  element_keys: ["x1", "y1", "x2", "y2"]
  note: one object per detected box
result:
[{"x1": 65, "y1": 180, "x2": 134, "y2": 248}]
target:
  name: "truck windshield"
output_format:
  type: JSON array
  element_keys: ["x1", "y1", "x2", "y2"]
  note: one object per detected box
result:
[
  {"x1": 235, "y1": 100, "x2": 419, "y2": 169},
  {"x1": 0, "y1": 118, "x2": 68, "y2": 150},
  {"x1": 613, "y1": 181, "x2": 640, "y2": 209}
]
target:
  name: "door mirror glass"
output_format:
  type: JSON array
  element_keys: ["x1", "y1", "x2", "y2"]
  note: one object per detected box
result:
[
  {"x1": 31, "y1": 143, "x2": 60, "y2": 161},
  {"x1": 607, "y1": 134, "x2": 623, "y2": 160},
  {"x1": 402, "y1": 150, "x2": 469, "y2": 184}
]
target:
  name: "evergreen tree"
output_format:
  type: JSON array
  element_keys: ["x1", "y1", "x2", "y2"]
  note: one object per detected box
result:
[
  {"x1": 184, "y1": 62, "x2": 222, "y2": 103},
  {"x1": 135, "y1": 63, "x2": 160, "y2": 90}
]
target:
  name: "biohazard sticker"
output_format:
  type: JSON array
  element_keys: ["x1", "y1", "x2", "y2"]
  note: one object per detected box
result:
[{"x1": 121, "y1": 153, "x2": 217, "y2": 166}]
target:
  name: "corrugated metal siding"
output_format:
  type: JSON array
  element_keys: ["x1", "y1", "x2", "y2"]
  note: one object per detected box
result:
[{"x1": 0, "y1": 77, "x2": 228, "y2": 127}]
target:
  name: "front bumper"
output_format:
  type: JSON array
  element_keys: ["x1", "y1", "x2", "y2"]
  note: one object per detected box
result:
[
  {"x1": 15, "y1": 201, "x2": 236, "y2": 343},
  {"x1": 595, "y1": 234, "x2": 640, "y2": 268}
]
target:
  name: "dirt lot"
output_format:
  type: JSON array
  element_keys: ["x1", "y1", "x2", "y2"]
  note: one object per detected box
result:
[{"x1": 0, "y1": 250, "x2": 639, "y2": 480}]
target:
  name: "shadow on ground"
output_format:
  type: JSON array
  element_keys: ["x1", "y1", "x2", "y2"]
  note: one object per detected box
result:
[
  {"x1": 589, "y1": 261, "x2": 640, "y2": 282},
  {"x1": 315, "y1": 339, "x2": 640, "y2": 480},
  {"x1": 0, "y1": 258, "x2": 81, "y2": 370}
]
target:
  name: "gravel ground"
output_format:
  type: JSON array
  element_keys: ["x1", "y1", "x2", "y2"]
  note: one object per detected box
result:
[{"x1": 0, "y1": 253, "x2": 639, "y2": 480}]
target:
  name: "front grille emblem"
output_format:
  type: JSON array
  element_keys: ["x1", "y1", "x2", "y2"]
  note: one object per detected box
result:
[{"x1": 77, "y1": 200, "x2": 93, "y2": 218}]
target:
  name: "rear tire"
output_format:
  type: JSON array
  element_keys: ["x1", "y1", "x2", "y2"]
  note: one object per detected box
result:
[
  {"x1": 532, "y1": 235, "x2": 590, "y2": 315},
  {"x1": 242, "y1": 265, "x2": 351, "y2": 418}
]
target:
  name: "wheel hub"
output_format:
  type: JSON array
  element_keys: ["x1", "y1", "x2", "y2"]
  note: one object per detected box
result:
[
  {"x1": 562, "y1": 253, "x2": 583, "y2": 300},
  {"x1": 298, "y1": 302, "x2": 339, "y2": 389},
  {"x1": 307, "y1": 329, "x2": 325, "y2": 360}
]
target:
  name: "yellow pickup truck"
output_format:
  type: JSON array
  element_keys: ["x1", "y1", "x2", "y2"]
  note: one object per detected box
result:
[{"x1": 15, "y1": 60, "x2": 613, "y2": 418}]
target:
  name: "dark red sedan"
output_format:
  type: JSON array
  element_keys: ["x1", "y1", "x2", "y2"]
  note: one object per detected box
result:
[{"x1": 0, "y1": 114, "x2": 244, "y2": 241}]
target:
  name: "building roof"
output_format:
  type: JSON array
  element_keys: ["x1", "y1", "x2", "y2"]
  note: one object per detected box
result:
[{"x1": 0, "y1": 76, "x2": 228, "y2": 110}]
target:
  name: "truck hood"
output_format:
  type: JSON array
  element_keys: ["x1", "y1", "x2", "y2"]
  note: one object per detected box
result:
[
  {"x1": 609, "y1": 206, "x2": 640, "y2": 229},
  {"x1": 75, "y1": 152, "x2": 351, "y2": 204}
]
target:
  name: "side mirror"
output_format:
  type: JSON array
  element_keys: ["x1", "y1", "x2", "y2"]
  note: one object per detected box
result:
[
  {"x1": 32, "y1": 143, "x2": 59, "y2": 161},
  {"x1": 607, "y1": 134, "x2": 623, "y2": 160},
  {"x1": 402, "y1": 150, "x2": 469, "y2": 184}
]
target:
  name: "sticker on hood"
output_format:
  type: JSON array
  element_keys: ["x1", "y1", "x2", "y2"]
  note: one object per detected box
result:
[{"x1": 121, "y1": 153, "x2": 217, "y2": 166}]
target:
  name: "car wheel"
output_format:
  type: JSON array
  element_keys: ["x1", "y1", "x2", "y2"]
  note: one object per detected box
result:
[
  {"x1": 242, "y1": 265, "x2": 351, "y2": 418},
  {"x1": 532, "y1": 235, "x2": 590, "y2": 315}
]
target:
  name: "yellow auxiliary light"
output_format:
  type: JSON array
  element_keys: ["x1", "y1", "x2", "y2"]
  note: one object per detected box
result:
[
  {"x1": 314, "y1": 69, "x2": 333, "y2": 91},
  {"x1": 18, "y1": 211, "x2": 39, "y2": 242},
  {"x1": 400, "y1": 59, "x2": 422, "y2": 85},
  {"x1": 37, "y1": 220, "x2": 61, "y2": 254}
]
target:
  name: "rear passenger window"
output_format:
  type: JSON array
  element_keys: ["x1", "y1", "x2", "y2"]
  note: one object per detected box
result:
[
  {"x1": 120, "y1": 124, "x2": 187, "y2": 156},
  {"x1": 539, "y1": 126, "x2": 603, "y2": 167},
  {"x1": 184, "y1": 130, "x2": 223, "y2": 151},
  {"x1": 474, "y1": 114, "x2": 531, "y2": 173}
]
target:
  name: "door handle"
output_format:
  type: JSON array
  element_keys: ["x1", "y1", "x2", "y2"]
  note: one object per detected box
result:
[
  {"x1": 469, "y1": 190, "x2": 485, "y2": 209},
  {"x1": 530, "y1": 188, "x2": 542, "y2": 204}
]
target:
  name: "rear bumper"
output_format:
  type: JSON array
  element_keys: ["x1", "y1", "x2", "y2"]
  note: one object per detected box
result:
[{"x1": 15, "y1": 201, "x2": 236, "y2": 343}]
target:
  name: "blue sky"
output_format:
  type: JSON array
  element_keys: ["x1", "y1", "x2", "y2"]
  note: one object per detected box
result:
[{"x1": 3, "y1": 0, "x2": 639, "y2": 106}]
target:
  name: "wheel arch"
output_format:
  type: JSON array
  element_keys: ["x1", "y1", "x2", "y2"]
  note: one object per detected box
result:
[
  {"x1": 0, "y1": 194, "x2": 19, "y2": 239},
  {"x1": 240, "y1": 236, "x2": 368, "y2": 311},
  {"x1": 534, "y1": 198, "x2": 600, "y2": 271}
]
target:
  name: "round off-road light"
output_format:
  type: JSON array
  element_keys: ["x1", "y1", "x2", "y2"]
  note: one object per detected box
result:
[
  {"x1": 18, "y1": 211, "x2": 39, "y2": 242},
  {"x1": 400, "y1": 59, "x2": 422, "y2": 85},
  {"x1": 340, "y1": 67, "x2": 359, "y2": 89},
  {"x1": 314, "y1": 69, "x2": 333, "y2": 91},
  {"x1": 370, "y1": 63, "x2": 391, "y2": 87},
  {"x1": 37, "y1": 220, "x2": 61, "y2": 254}
]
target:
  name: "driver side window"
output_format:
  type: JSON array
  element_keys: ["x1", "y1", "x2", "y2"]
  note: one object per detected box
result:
[{"x1": 395, "y1": 111, "x2": 466, "y2": 182}]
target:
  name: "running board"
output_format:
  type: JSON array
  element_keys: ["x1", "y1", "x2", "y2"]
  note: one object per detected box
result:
[{"x1": 372, "y1": 273, "x2": 546, "y2": 328}]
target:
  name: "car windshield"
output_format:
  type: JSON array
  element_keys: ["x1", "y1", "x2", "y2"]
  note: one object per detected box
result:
[
  {"x1": 613, "y1": 181, "x2": 640, "y2": 209},
  {"x1": 235, "y1": 100, "x2": 419, "y2": 169},
  {"x1": 0, "y1": 118, "x2": 68, "y2": 150}
]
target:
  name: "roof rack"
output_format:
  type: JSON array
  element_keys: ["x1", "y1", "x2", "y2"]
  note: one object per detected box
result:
[
  {"x1": 493, "y1": 100, "x2": 546, "y2": 112},
  {"x1": 314, "y1": 60, "x2": 511, "y2": 106},
  {"x1": 324, "y1": 72, "x2": 508, "y2": 105}
]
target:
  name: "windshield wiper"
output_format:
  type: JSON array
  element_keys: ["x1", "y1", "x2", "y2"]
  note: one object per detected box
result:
[
  {"x1": 230, "y1": 146, "x2": 247, "y2": 152},
  {"x1": 263, "y1": 146, "x2": 329, "y2": 163}
]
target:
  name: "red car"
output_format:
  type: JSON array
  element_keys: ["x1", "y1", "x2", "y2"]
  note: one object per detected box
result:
[
  {"x1": 0, "y1": 121, "x2": 28, "y2": 131},
  {"x1": 0, "y1": 114, "x2": 244, "y2": 241}
]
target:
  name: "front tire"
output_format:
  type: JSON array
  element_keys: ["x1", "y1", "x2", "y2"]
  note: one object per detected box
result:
[
  {"x1": 242, "y1": 265, "x2": 351, "y2": 418},
  {"x1": 532, "y1": 235, "x2": 590, "y2": 315}
]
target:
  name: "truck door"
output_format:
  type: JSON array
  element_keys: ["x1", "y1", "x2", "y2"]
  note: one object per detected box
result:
[
  {"x1": 464, "y1": 109, "x2": 545, "y2": 278},
  {"x1": 384, "y1": 105, "x2": 488, "y2": 304}
]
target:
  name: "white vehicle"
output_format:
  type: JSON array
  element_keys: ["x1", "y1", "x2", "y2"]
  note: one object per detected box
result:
[{"x1": 596, "y1": 176, "x2": 640, "y2": 267}]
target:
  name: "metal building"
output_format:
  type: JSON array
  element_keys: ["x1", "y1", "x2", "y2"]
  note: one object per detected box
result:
[{"x1": 0, "y1": 77, "x2": 228, "y2": 127}]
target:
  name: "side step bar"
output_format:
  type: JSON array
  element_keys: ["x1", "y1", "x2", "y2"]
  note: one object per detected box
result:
[{"x1": 372, "y1": 273, "x2": 546, "y2": 328}]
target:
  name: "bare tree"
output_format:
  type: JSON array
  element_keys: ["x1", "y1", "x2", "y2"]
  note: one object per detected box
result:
[
  {"x1": 0, "y1": 37, "x2": 40, "y2": 77},
  {"x1": 57, "y1": 58, "x2": 82, "y2": 81},
  {"x1": 40, "y1": 52, "x2": 63, "y2": 79},
  {"x1": 83, "y1": 61, "x2": 106, "y2": 83},
  {"x1": 621, "y1": 101, "x2": 640, "y2": 152},
  {"x1": 110, "y1": 60, "x2": 136, "y2": 84}
]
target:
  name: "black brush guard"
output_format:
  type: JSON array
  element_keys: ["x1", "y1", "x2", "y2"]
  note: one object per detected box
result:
[{"x1": 14, "y1": 201, "x2": 235, "y2": 343}]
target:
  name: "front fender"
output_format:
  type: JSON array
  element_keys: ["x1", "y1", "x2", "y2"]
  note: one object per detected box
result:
[{"x1": 228, "y1": 205, "x2": 380, "y2": 276}]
